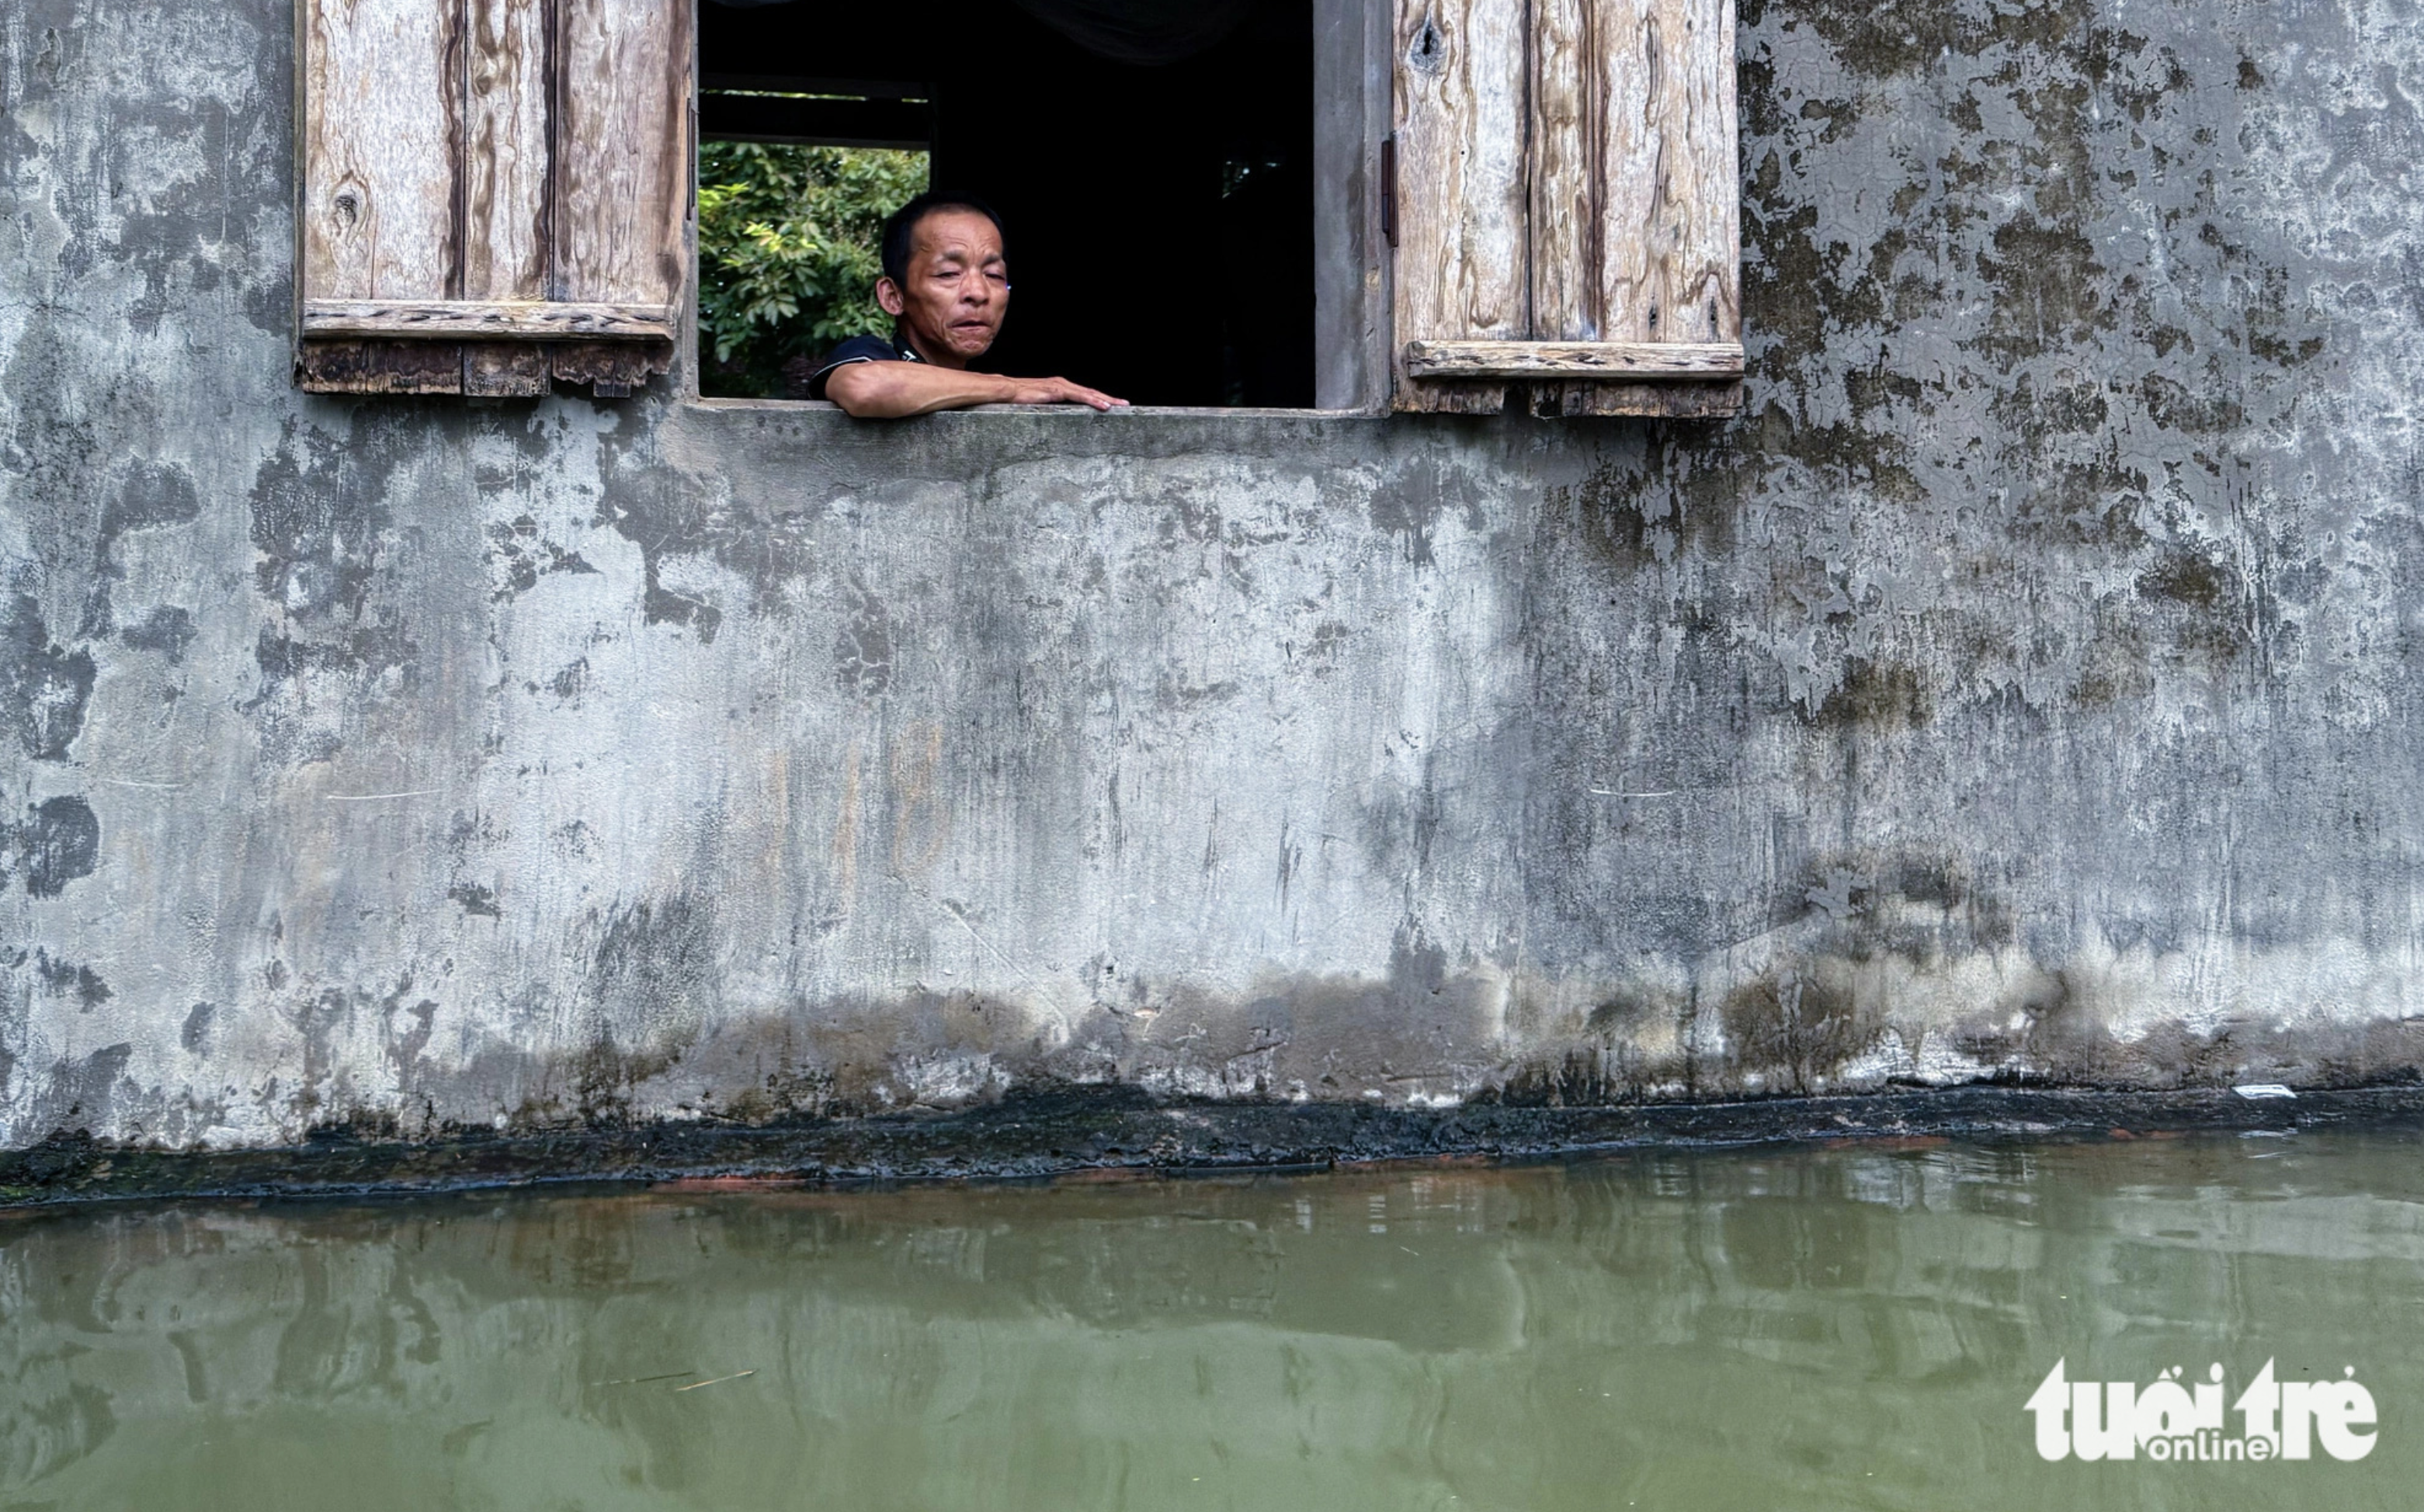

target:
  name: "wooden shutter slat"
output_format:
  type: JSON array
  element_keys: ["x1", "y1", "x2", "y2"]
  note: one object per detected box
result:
[
  {"x1": 550, "y1": 341, "x2": 663, "y2": 400},
  {"x1": 464, "y1": 0, "x2": 552, "y2": 303},
  {"x1": 302, "y1": 0, "x2": 461, "y2": 303},
  {"x1": 1599, "y1": 0, "x2": 1738, "y2": 345},
  {"x1": 464, "y1": 342, "x2": 555, "y2": 397},
  {"x1": 1530, "y1": 0, "x2": 1599, "y2": 342},
  {"x1": 1530, "y1": 380, "x2": 1744, "y2": 418},
  {"x1": 553, "y1": 0, "x2": 689, "y2": 310},
  {"x1": 295, "y1": 338, "x2": 468, "y2": 394},
  {"x1": 300, "y1": 0, "x2": 467, "y2": 393},
  {"x1": 302, "y1": 299, "x2": 677, "y2": 339},
  {"x1": 1393, "y1": 0, "x2": 1528, "y2": 414}
]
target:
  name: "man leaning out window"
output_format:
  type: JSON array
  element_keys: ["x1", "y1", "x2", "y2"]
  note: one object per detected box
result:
[{"x1": 804, "y1": 191, "x2": 1127, "y2": 418}]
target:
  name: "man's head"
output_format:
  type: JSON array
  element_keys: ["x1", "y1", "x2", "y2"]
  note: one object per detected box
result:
[{"x1": 876, "y1": 191, "x2": 1009, "y2": 368}]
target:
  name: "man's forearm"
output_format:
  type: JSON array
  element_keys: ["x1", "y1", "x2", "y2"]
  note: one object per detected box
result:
[
  {"x1": 824, "y1": 362, "x2": 1016, "y2": 418},
  {"x1": 825, "y1": 361, "x2": 1126, "y2": 416}
]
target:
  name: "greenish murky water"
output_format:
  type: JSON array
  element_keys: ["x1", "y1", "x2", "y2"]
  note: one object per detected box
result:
[{"x1": 5, "y1": 1132, "x2": 2422, "y2": 1510}]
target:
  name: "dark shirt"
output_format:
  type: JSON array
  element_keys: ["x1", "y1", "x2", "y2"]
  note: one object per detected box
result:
[{"x1": 805, "y1": 333, "x2": 924, "y2": 401}]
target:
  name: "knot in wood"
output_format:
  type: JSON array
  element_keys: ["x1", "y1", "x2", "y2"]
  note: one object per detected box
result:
[{"x1": 1408, "y1": 17, "x2": 1446, "y2": 76}]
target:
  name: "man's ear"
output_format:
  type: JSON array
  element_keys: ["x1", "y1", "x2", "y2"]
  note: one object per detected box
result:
[{"x1": 875, "y1": 277, "x2": 905, "y2": 317}]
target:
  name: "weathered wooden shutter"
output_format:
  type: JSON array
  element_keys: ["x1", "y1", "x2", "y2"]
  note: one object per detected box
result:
[
  {"x1": 1391, "y1": 0, "x2": 1740, "y2": 416},
  {"x1": 297, "y1": 0, "x2": 693, "y2": 397}
]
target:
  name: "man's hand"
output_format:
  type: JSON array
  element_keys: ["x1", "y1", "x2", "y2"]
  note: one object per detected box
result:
[
  {"x1": 997, "y1": 376, "x2": 1127, "y2": 411},
  {"x1": 825, "y1": 361, "x2": 1129, "y2": 419}
]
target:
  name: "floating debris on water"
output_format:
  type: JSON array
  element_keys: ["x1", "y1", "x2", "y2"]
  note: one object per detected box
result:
[
  {"x1": 674, "y1": 1370, "x2": 759, "y2": 1392},
  {"x1": 588, "y1": 1370, "x2": 698, "y2": 1388}
]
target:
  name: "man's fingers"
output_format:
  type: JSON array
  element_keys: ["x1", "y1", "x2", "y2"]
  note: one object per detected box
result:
[{"x1": 1009, "y1": 377, "x2": 1127, "y2": 410}]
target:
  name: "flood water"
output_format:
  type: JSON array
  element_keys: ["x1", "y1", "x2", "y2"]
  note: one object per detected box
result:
[{"x1": 4, "y1": 1132, "x2": 2421, "y2": 1510}]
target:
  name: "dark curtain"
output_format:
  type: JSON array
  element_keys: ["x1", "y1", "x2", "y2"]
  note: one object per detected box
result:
[{"x1": 706, "y1": 0, "x2": 1255, "y2": 64}]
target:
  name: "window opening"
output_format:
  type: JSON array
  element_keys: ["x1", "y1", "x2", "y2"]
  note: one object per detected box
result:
[{"x1": 698, "y1": 0, "x2": 1317, "y2": 408}]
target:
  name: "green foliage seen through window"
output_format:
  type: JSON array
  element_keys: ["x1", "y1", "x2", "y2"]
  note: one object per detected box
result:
[{"x1": 696, "y1": 141, "x2": 929, "y2": 398}]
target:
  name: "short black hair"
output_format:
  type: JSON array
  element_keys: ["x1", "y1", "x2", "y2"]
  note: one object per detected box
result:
[{"x1": 880, "y1": 190, "x2": 1007, "y2": 286}]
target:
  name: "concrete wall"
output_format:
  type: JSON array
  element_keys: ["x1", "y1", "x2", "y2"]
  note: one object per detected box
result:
[{"x1": 6, "y1": 0, "x2": 2424, "y2": 1150}]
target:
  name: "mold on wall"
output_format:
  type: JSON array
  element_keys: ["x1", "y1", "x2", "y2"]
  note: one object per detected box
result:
[{"x1": 6, "y1": 0, "x2": 2424, "y2": 1150}]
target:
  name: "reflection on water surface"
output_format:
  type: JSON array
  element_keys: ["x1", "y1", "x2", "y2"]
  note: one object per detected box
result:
[{"x1": 3, "y1": 1133, "x2": 2420, "y2": 1510}]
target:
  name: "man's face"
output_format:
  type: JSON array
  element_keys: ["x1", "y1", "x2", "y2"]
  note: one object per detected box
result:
[{"x1": 877, "y1": 209, "x2": 1009, "y2": 366}]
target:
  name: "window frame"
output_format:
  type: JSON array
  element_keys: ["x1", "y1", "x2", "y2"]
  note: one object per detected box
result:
[{"x1": 677, "y1": 0, "x2": 1395, "y2": 418}]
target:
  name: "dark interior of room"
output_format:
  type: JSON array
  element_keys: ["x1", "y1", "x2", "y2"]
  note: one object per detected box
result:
[{"x1": 700, "y1": 0, "x2": 1314, "y2": 408}]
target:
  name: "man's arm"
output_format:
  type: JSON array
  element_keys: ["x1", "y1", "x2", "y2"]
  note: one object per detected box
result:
[{"x1": 824, "y1": 361, "x2": 1127, "y2": 419}]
